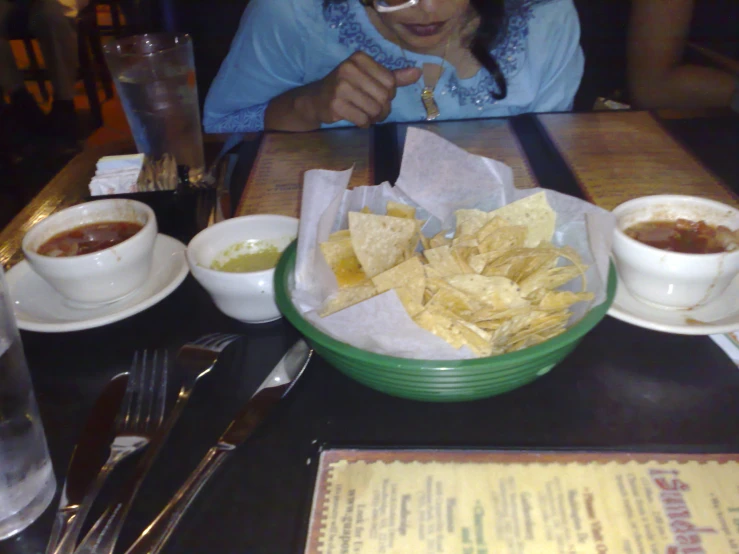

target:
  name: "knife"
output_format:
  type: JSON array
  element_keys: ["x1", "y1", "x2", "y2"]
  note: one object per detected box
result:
[
  {"x1": 46, "y1": 373, "x2": 128, "y2": 554},
  {"x1": 123, "y1": 339, "x2": 313, "y2": 554}
]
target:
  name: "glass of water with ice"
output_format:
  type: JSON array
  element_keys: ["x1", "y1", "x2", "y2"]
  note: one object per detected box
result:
[
  {"x1": 103, "y1": 33, "x2": 206, "y2": 185},
  {"x1": 0, "y1": 266, "x2": 56, "y2": 540}
]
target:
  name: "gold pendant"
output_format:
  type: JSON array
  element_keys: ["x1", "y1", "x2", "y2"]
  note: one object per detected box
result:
[{"x1": 421, "y1": 86, "x2": 440, "y2": 121}]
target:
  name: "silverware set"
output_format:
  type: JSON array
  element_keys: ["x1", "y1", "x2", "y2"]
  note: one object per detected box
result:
[{"x1": 46, "y1": 334, "x2": 312, "y2": 554}]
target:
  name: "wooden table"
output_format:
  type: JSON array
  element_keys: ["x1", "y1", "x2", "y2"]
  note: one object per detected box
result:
[{"x1": 3, "y1": 111, "x2": 739, "y2": 554}]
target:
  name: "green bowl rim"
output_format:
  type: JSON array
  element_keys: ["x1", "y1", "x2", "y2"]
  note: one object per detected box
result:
[{"x1": 274, "y1": 241, "x2": 616, "y2": 369}]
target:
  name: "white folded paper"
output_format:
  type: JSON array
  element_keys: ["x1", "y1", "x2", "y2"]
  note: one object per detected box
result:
[
  {"x1": 88, "y1": 154, "x2": 145, "y2": 196},
  {"x1": 289, "y1": 127, "x2": 617, "y2": 360}
]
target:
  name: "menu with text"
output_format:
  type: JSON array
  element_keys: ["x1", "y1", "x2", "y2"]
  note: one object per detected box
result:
[
  {"x1": 235, "y1": 128, "x2": 373, "y2": 218},
  {"x1": 538, "y1": 111, "x2": 739, "y2": 211},
  {"x1": 305, "y1": 450, "x2": 739, "y2": 554}
]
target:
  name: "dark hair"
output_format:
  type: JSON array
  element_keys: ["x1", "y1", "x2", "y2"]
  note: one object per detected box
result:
[
  {"x1": 467, "y1": 0, "x2": 507, "y2": 99},
  {"x1": 326, "y1": 0, "x2": 507, "y2": 100}
]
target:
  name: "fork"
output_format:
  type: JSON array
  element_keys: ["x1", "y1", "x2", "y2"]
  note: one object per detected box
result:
[
  {"x1": 50, "y1": 350, "x2": 167, "y2": 554},
  {"x1": 74, "y1": 333, "x2": 241, "y2": 554}
]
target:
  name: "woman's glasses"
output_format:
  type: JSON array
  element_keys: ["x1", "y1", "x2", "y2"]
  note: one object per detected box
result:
[{"x1": 373, "y1": 0, "x2": 419, "y2": 13}]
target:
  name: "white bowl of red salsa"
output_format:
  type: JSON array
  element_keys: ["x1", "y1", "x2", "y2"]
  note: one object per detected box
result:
[
  {"x1": 612, "y1": 195, "x2": 739, "y2": 309},
  {"x1": 22, "y1": 199, "x2": 157, "y2": 305}
]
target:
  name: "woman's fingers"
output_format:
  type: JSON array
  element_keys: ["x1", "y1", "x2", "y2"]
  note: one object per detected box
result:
[
  {"x1": 374, "y1": 67, "x2": 422, "y2": 123},
  {"x1": 336, "y1": 61, "x2": 390, "y2": 116},
  {"x1": 323, "y1": 52, "x2": 406, "y2": 125},
  {"x1": 330, "y1": 96, "x2": 375, "y2": 128},
  {"x1": 352, "y1": 52, "x2": 397, "y2": 92},
  {"x1": 393, "y1": 67, "x2": 423, "y2": 88}
]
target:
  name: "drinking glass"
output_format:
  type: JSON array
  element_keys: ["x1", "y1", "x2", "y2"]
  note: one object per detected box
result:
[
  {"x1": 103, "y1": 33, "x2": 206, "y2": 185},
  {"x1": 0, "y1": 266, "x2": 56, "y2": 540}
]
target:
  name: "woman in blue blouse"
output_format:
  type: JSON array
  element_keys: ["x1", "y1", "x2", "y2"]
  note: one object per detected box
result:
[{"x1": 203, "y1": 0, "x2": 583, "y2": 133}]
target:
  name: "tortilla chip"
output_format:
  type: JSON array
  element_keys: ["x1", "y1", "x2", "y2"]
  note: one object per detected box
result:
[
  {"x1": 424, "y1": 264, "x2": 444, "y2": 281},
  {"x1": 386, "y1": 201, "x2": 416, "y2": 219},
  {"x1": 414, "y1": 307, "x2": 495, "y2": 357},
  {"x1": 319, "y1": 238, "x2": 367, "y2": 287},
  {"x1": 319, "y1": 282, "x2": 378, "y2": 317},
  {"x1": 468, "y1": 250, "x2": 508, "y2": 274},
  {"x1": 429, "y1": 231, "x2": 451, "y2": 249},
  {"x1": 348, "y1": 212, "x2": 419, "y2": 278},
  {"x1": 469, "y1": 305, "x2": 533, "y2": 324},
  {"x1": 477, "y1": 225, "x2": 528, "y2": 254},
  {"x1": 452, "y1": 234, "x2": 479, "y2": 249},
  {"x1": 455, "y1": 209, "x2": 490, "y2": 237},
  {"x1": 425, "y1": 286, "x2": 483, "y2": 320},
  {"x1": 475, "y1": 216, "x2": 512, "y2": 241},
  {"x1": 537, "y1": 290, "x2": 594, "y2": 310},
  {"x1": 371, "y1": 257, "x2": 425, "y2": 316},
  {"x1": 327, "y1": 229, "x2": 351, "y2": 242},
  {"x1": 445, "y1": 274, "x2": 528, "y2": 310},
  {"x1": 502, "y1": 310, "x2": 572, "y2": 351},
  {"x1": 424, "y1": 245, "x2": 466, "y2": 277},
  {"x1": 518, "y1": 264, "x2": 583, "y2": 298},
  {"x1": 488, "y1": 192, "x2": 556, "y2": 247}
]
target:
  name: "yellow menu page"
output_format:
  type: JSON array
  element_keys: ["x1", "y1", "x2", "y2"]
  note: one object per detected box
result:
[
  {"x1": 305, "y1": 450, "x2": 739, "y2": 554},
  {"x1": 537, "y1": 111, "x2": 739, "y2": 211},
  {"x1": 403, "y1": 120, "x2": 538, "y2": 189},
  {"x1": 235, "y1": 128, "x2": 373, "y2": 218}
]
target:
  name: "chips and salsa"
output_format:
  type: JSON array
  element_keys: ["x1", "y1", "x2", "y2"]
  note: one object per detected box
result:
[{"x1": 318, "y1": 192, "x2": 594, "y2": 357}]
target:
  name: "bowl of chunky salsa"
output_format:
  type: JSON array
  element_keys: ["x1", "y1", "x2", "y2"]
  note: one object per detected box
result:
[
  {"x1": 612, "y1": 195, "x2": 739, "y2": 309},
  {"x1": 22, "y1": 199, "x2": 158, "y2": 304},
  {"x1": 37, "y1": 221, "x2": 144, "y2": 257},
  {"x1": 624, "y1": 219, "x2": 739, "y2": 254}
]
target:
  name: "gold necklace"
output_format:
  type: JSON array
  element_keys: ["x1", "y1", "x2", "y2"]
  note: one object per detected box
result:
[{"x1": 398, "y1": 34, "x2": 452, "y2": 121}]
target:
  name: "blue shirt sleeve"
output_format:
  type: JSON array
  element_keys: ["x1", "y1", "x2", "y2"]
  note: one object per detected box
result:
[
  {"x1": 524, "y1": 0, "x2": 584, "y2": 112},
  {"x1": 202, "y1": 0, "x2": 316, "y2": 133}
]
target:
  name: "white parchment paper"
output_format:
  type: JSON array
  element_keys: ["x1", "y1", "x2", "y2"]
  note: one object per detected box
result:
[{"x1": 290, "y1": 127, "x2": 615, "y2": 359}]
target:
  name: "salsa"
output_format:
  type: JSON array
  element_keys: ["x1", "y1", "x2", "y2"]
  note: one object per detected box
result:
[
  {"x1": 37, "y1": 221, "x2": 143, "y2": 257},
  {"x1": 624, "y1": 218, "x2": 739, "y2": 254},
  {"x1": 210, "y1": 241, "x2": 282, "y2": 273}
]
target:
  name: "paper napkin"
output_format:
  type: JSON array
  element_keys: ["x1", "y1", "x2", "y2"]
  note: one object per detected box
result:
[{"x1": 88, "y1": 154, "x2": 145, "y2": 196}]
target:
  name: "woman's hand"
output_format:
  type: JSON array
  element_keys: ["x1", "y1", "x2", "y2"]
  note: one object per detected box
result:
[
  {"x1": 264, "y1": 52, "x2": 422, "y2": 132},
  {"x1": 313, "y1": 52, "x2": 422, "y2": 127}
]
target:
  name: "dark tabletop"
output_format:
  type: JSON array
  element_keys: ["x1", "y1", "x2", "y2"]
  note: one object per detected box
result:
[{"x1": 3, "y1": 113, "x2": 739, "y2": 554}]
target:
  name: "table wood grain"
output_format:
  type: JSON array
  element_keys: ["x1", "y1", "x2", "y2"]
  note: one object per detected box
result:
[
  {"x1": 234, "y1": 128, "x2": 374, "y2": 219},
  {"x1": 538, "y1": 111, "x2": 739, "y2": 211}
]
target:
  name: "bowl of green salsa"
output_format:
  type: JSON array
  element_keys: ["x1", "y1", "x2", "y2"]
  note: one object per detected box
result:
[{"x1": 187, "y1": 215, "x2": 298, "y2": 323}]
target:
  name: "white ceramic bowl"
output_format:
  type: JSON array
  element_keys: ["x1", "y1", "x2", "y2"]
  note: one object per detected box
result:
[
  {"x1": 22, "y1": 199, "x2": 158, "y2": 305},
  {"x1": 187, "y1": 215, "x2": 299, "y2": 323},
  {"x1": 612, "y1": 195, "x2": 739, "y2": 309}
]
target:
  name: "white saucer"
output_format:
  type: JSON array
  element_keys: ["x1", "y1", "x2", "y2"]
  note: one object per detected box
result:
[
  {"x1": 607, "y1": 272, "x2": 739, "y2": 335},
  {"x1": 7, "y1": 234, "x2": 189, "y2": 333}
]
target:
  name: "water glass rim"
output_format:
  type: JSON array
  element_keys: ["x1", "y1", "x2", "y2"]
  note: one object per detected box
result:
[{"x1": 103, "y1": 32, "x2": 193, "y2": 58}]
